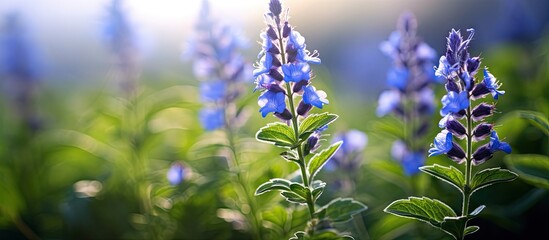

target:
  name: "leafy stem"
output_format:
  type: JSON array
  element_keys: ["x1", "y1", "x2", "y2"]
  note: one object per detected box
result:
[{"x1": 462, "y1": 99, "x2": 473, "y2": 219}]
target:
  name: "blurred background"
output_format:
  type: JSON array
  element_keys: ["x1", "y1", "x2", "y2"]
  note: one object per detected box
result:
[{"x1": 0, "y1": 0, "x2": 547, "y2": 239}]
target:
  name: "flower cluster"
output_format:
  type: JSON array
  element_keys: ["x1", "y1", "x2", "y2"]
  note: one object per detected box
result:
[
  {"x1": 103, "y1": 0, "x2": 139, "y2": 94},
  {"x1": 329, "y1": 130, "x2": 368, "y2": 172},
  {"x1": 253, "y1": 0, "x2": 326, "y2": 122},
  {"x1": 187, "y1": 0, "x2": 251, "y2": 131},
  {"x1": 377, "y1": 12, "x2": 439, "y2": 175},
  {"x1": 429, "y1": 28, "x2": 511, "y2": 165},
  {"x1": 0, "y1": 13, "x2": 42, "y2": 130}
]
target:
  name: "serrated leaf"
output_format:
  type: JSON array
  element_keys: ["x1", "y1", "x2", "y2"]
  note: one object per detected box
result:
[
  {"x1": 464, "y1": 226, "x2": 479, "y2": 236},
  {"x1": 384, "y1": 196, "x2": 457, "y2": 227},
  {"x1": 299, "y1": 113, "x2": 338, "y2": 139},
  {"x1": 281, "y1": 191, "x2": 307, "y2": 204},
  {"x1": 316, "y1": 198, "x2": 367, "y2": 223},
  {"x1": 290, "y1": 183, "x2": 310, "y2": 200},
  {"x1": 281, "y1": 150, "x2": 299, "y2": 162},
  {"x1": 471, "y1": 168, "x2": 518, "y2": 193},
  {"x1": 420, "y1": 164, "x2": 465, "y2": 193},
  {"x1": 256, "y1": 122, "x2": 296, "y2": 148},
  {"x1": 255, "y1": 178, "x2": 293, "y2": 195},
  {"x1": 307, "y1": 141, "x2": 342, "y2": 182},
  {"x1": 505, "y1": 154, "x2": 549, "y2": 189},
  {"x1": 440, "y1": 216, "x2": 468, "y2": 240}
]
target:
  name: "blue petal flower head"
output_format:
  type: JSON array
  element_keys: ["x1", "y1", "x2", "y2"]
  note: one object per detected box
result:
[
  {"x1": 297, "y1": 48, "x2": 321, "y2": 64},
  {"x1": 402, "y1": 152, "x2": 425, "y2": 175},
  {"x1": 428, "y1": 130, "x2": 453, "y2": 157},
  {"x1": 489, "y1": 131, "x2": 511, "y2": 154},
  {"x1": 391, "y1": 140, "x2": 407, "y2": 162},
  {"x1": 282, "y1": 62, "x2": 310, "y2": 82},
  {"x1": 387, "y1": 67, "x2": 409, "y2": 91},
  {"x1": 254, "y1": 73, "x2": 276, "y2": 92},
  {"x1": 288, "y1": 30, "x2": 306, "y2": 49},
  {"x1": 376, "y1": 90, "x2": 401, "y2": 117},
  {"x1": 0, "y1": 13, "x2": 42, "y2": 79},
  {"x1": 434, "y1": 55, "x2": 458, "y2": 79},
  {"x1": 379, "y1": 31, "x2": 400, "y2": 57},
  {"x1": 253, "y1": 53, "x2": 273, "y2": 77},
  {"x1": 167, "y1": 163, "x2": 185, "y2": 185},
  {"x1": 199, "y1": 107, "x2": 224, "y2": 131},
  {"x1": 200, "y1": 81, "x2": 226, "y2": 102},
  {"x1": 333, "y1": 130, "x2": 367, "y2": 155},
  {"x1": 302, "y1": 85, "x2": 328, "y2": 109},
  {"x1": 258, "y1": 31, "x2": 273, "y2": 58},
  {"x1": 258, "y1": 90, "x2": 286, "y2": 117},
  {"x1": 483, "y1": 68, "x2": 505, "y2": 100},
  {"x1": 440, "y1": 91, "x2": 469, "y2": 116}
]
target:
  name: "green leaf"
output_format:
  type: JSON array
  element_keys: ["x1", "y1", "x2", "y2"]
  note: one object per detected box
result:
[
  {"x1": 290, "y1": 231, "x2": 307, "y2": 240},
  {"x1": 384, "y1": 196, "x2": 457, "y2": 227},
  {"x1": 281, "y1": 150, "x2": 299, "y2": 162},
  {"x1": 517, "y1": 110, "x2": 549, "y2": 136},
  {"x1": 312, "y1": 180, "x2": 326, "y2": 201},
  {"x1": 299, "y1": 113, "x2": 338, "y2": 139},
  {"x1": 471, "y1": 168, "x2": 518, "y2": 193},
  {"x1": 281, "y1": 191, "x2": 307, "y2": 204},
  {"x1": 505, "y1": 154, "x2": 549, "y2": 189},
  {"x1": 262, "y1": 206, "x2": 288, "y2": 230},
  {"x1": 307, "y1": 141, "x2": 343, "y2": 182},
  {"x1": 440, "y1": 216, "x2": 468, "y2": 240},
  {"x1": 469, "y1": 205, "x2": 485, "y2": 217},
  {"x1": 255, "y1": 178, "x2": 293, "y2": 195},
  {"x1": 290, "y1": 183, "x2": 310, "y2": 200},
  {"x1": 464, "y1": 226, "x2": 480, "y2": 236},
  {"x1": 420, "y1": 164, "x2": 465, "y2": 192},
  {"x1": 316, "y1": 198, "x2": 367, "y2": 223},
  {"x1": 256, "y1": 122, "x2": 296, "y2": 148}
]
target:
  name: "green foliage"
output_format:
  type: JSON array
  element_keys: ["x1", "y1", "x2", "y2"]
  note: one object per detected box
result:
[
  {"x1": 505, "y1": 154, "x2": 549, "y2": 189},
  {"x1": 420, "y1": 164, "x2": 465, "y2": 192},
  {"x1": 471, "y1": 168, "x2": 518, "y2": 193},
  {"x1": 256, "y1": 122, "x2": 297, "y2": 148},
  {"x1": 255, "y1": 178, "x2": 293, "y2": 195},
  {"x1": 307, "y1": 141, "x2": 343, "y2": 183},
  {"x1": 316, "y1": 198, "x2": 368, "y2": 223},
  {"x1": 298, "y1": 113, "x2": 338, "y2": 140}
]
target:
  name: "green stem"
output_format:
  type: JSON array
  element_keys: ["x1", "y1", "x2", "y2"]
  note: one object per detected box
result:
[
  {"x1": 462, "y1": 103, "x2": 473, "y2": 218},
  {"x1": 276, "y1": 25, "x2": 316, "y2": 220}
]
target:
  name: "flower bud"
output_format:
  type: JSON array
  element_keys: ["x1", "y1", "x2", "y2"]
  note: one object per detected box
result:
[
  {"x1": 303, "y1": 132, "x2": 320, "y2": 156},
  {"x1": 471, "y1": 82, "x2": 490, "y2": 100},
  {"x1": 466, "y1": 57, "x2": 480, "y2": 75},
  {"x1": 282, "y1": 21, "x2": 291, "y2": 38},
  {"x1": 270, "y1": 69, "x2": 284, "y2": 81},
  {"x1": 472, "y1": 103, "x2": 494, "y2": 122},
  {"x1": 472, "y1": 144, "x2": 493, "y2": 165},
  {"x1": 266, "y1": 25, "x2": 278, "y2": 40},
  {"x1": 447, "y1": 142, "x2": 466, "y2": 164},
  {"x1": 445, "y1": 80, "x2": 460, "y2": 93},
  {"x1": 268, "y1": 83, "x2": 286, "y2": 93},
  {"x1": 445, "y1": 118, "x2": 466, "y2": 139},
  {"x1": 472, "y1": 123, "x2": 492, "y2": 142},
  {"x1": 274, "y1": 108, "x2": 292, "y2": 121},
  {"x1": 292, "y1": 79, "x2": 309, "y2": 93},
  {"x1": 297, "y1": 101, "x2": 313, "y2": 116},
  {"x1": 269, "y1": 0, "x2": 282, "y2": 17}
]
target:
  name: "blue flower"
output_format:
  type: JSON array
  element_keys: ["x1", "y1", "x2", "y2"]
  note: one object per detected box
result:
[
  {"x1": 167, "y1": 163, "x2": 185, "y2": 185},
  {"x1": 281, "y1": 62, "x2": 310, "y2": 82},
  {"x1": 434, "y1": 56, "x2": 458, "y2": 79},
  {"x1": 302, "y1": 85, "x2": 328, "y2": 109},
  {"x1": 288, "y1": 31, "x2": 306, "y2": 49},
  {"x1": 376, "y1": 90, "x2": 401, "y2": 117},
  {"x1": 258, "y1": 90, "x2": 286, "y2": 117},
  {"x1": 253, "y1": 53, "x2": 273, "y2": 77},
  {"x1": 402, "y1": 152, "x2": 425, "y2": 175},
  {"x1": 387, "y1": 67, "x2": 409, "y2": 91},
  {"x1": 379, "y1": 31, "x2": 400, "y2": 57},
  {"x1": 482, "y1": 68, "x2": 505, "y2": 100},
  {"x1": 200, "y1": 81, "x2": 226, "y2": 102},
  {"x1": 258, "y1": 31, "x2": 273, "y2": 58},
  {"x1": 0, "y1": 13, "x2": 42, "y2": 79},
  {"x1": 199, "y1": 107, "x2": 225, "y2": 131},
  {"x1": 489, "y1": 131, "x2": 511, "y2": 154},
  {"x1": 297, "y1": 48, "x2": 321, "y2": 64},
  {"x1": 428, "y1": 130, "x2": 453, "y2": 157},
  {"x1": 440, "y1": 91, "x2": 469, "y2": 116},
  {"x1": 254, "y1": 73, "x2": 276, "y2": 91}
]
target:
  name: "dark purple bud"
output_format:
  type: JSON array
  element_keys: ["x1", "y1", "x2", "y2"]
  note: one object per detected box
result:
[
  {"x1": 271, "y1": 54, "x2": 282, "y2": 67},
  {"x1": 292, "y1": 79, "x2": 309, "y2": 93},
  {"x1": 268, "y1": 83, "x2": 286, "y2": 93},
  {"x1": 471, "y1": 82, "x2": 490, "y2": 100},
  {"x1": 453, "y1": 109, "x2": 466, "y2": 119},
  {"x1": 297, "y1": 101, "x2": 313, "y2": 116},
  {"x1": 472, "y1": 144, "x2": 493, "y2": 165},
  {"x1": 447, "y1": 142, "x2": 466, "y2": 164},
  {"x1": 282, "y1": 21, "x2": 291, "y2": 38},
  {"x1": 472, "y1": 123, "x2": 493, "y2": 142},
  {"x1": 270, "y1": 69, "x2": 284, "y2": 81},
  {"x1": 266, "y1": 25, "x2": 278, "y2": 40},
  {"x1": 269, "y1": 44, "x2": 280, "y2": 54},
  {"x1": 269, "y1": 0, "x2": 282, "y2": 17},
  {"x1": 304, "y1": 132, "x2": 320, "y2": 156},
  {"x1": 398, "y1": 11, "x2": 417, "y2": 34},
  {"x1": 446, "y1": 118, "x2": 466, "y2": 139},
  {"x1": 445, "y1": 80, "x2": 460, "y2": 93},
  {"x1": 445, "y1": 49, "x2": 457, "y2": 66},
  {"x1": 447, "y1": 29, "x2": 462, "y2": 54},
  {"x1": 467, "y1": 57, "x2": 481, "y2": 74},
  {"x1": 460, "y1": 50, "x2": 470, "y2": 67},
  {"x1": 274, "y1": 108, "x2": 293, "y2": 121},
  {"x1": 472, "y1": 103, "x2": 494, "y2": 122},
  {"x1": 394, "y1": 105, "x2": 405, "y2": 117}
]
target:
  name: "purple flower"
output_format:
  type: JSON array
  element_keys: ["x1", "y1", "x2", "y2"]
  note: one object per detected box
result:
[
  {"x1": 302, "y1": 85, "x2": 328, "y2": 109},
  {"x1": 387, "y1": 67, "x2": 409, "y2": 91},
  {"x1": 440, "y1": 91, "x2": 469, "y2": 116},
  {"x1": 199, "y1": 107, "x2": 225, "y2": 131},
  {"x1": 482, "y1": 68, "x2": 505, "y2": 100},
  {"x1": 258, "y1": 90, "x2": 286, "y2": 117},
  {"x1": 428, "y1": 130, "x2": 453, "y2": 157},
  {"x1": 434, "y1": 56, "x2": 458, "y2": 79},
  {"x1": 200, "y1": 81, "x2": 226, "y2": 102},
  {"x1": 328, "y1": 130, "x2": 367, "y2": 171},
  {"x1": 376, "y1": 90, "x2": 401, "y2": 117},
  {"x1": 167, "y1": 163, "x2": 185, "y2": 185},
  {"x1": 253, "y1": 53, "x2": 273, "y2": 77},
  {"x1": 281, "y1": 62, "x2": 310, "y2": 82}
]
